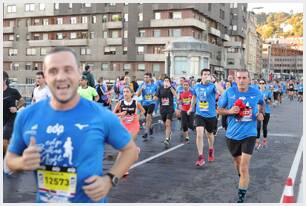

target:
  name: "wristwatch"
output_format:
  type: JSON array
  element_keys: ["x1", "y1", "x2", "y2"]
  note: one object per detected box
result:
[{"x1": 105, "y1": 172, "x2": 119, "y2": 187}]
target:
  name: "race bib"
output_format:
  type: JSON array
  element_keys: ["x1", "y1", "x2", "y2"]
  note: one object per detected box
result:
[
  {"x1": 37, "y1": 165, "x2": 77, "y2": 202},
  {"x1": 240, "y1": 108, "x2": 252, "y2": 122},
  {"x1": 199, "y1": 101, "x2": 209, "y2": 111},
  {"x1": 161, "y1": 97, "x2": 170, "y2": 106},
  {"x1": 182, "y1": 98, "x2": 191, "y2": 105},
  {"x1": 124, "y1": 115, "x2": 135, "y2": 123},
  {"x1": 145, "y1": 94, "x2": 153, "y2": 100}
]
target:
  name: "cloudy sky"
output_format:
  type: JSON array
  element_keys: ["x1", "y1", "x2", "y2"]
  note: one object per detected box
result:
[{"x1": 248, "y1": 3, "x2": 303, "y2": 13}]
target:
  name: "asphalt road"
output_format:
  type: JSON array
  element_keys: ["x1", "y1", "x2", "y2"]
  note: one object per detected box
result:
[{"x1": 3, "y1": 97, "x2": 303, "y2": 203}]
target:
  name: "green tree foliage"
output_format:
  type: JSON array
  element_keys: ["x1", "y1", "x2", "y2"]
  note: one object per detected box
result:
[{"x1": 256, "y1": 12, "x2": 303, "y2": 39}]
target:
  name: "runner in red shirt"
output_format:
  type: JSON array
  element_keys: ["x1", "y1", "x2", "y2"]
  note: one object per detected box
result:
[{"x1": 178, "y1": 80, "x2": 194, "y2": 142}]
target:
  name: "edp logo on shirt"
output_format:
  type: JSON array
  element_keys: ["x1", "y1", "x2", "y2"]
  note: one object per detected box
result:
[{"x1": 46, "y1": 123, "x2": 64, "y2": 136}]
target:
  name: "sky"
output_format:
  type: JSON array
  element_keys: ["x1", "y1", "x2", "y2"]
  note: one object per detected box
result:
[{"x1": 248, "y1": 3, "x2": 303, "y2": 14}]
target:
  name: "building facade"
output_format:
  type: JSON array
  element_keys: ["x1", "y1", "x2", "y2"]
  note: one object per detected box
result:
[
  {"x1": 4, "y1": 3, "x2": 247, "y2": 83},
  {"x1": 262, "y1": 43, "x2": 303, "y2": 80}
]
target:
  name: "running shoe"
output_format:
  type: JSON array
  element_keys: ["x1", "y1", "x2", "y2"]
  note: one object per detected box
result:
[
  {"x1": 142, "y1": 133, "x2": 148, "y2": 141},
  {"x1": 123, "y1": 171, "x2": 129, "y2": 177},
  {"x1": 184, "y1": 136, "x2": 190, "y2": 143},
  {"x1": 255, "y1": 140, "x2": 261, "y2": 150},
  {"x1": 195, "y1": 155, "x2": 205, "y2": 166},
  {"x1": 208, "y1": 148, "x2": 215, "y2": 162},
  {"x1": 262, "y1": 139, "x2": 267, "y2": 148},
  {"x1": 163, "y1": 138, "x2": 170, "y2": 149},
  {"x1": 149, "y1": 127, "x2": 153, "y2": 135}
]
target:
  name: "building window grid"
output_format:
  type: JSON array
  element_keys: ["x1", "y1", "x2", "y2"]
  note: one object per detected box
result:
[
  {"x1": 8, "y1": 49, "x2": 18, "y2": 56},
  {"x1": 54, "y1": 3, "x2": 59, "y2": 10},
  {"x1": 39, "y1": 3, "x2": 45, "y2": 11},
  {"x1": 25, "y1": 3, "x2": 35, "y2": 12},
  {"x1": 7, "y1": 5, "x2": 17, "y2": 13}
]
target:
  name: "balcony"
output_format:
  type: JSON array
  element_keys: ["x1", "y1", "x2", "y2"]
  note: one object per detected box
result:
[
  {"x1": 223, "y1": 41, "x2": 242, "y2": 48},
  {"x1": 209, "y1": 27, "x2": 221, "y2": 37},
  {"x1": 222, "y1": 34, "x2": 230, "y2": 41},
  {"x1": 144, "y1": 54, "x2": 165, "y2": 62},
  {"x1": 4, "y1": 27, "x2": 14, "y2": 33},
  {"x1": 104, "y1": 21, "x2": 123, "y2": 29},
  {"x1": 106, "y1": 38, "x2": 122, "y2": 45},
  {"x1": 3, "y1": 41, "x2": 13, "y2": 48},
  {"x1": 28, "y1": 39, "x2": 88, "y2": 47},
  {"x1": 150, "y1": 18, "x2": 207, "y2": 30},
  {"x1": 28, "y1": 24, "x2": 88, "y2": 32},
  {"x1": 136, "y1": 37, "x2": 174, "y2": 45}
]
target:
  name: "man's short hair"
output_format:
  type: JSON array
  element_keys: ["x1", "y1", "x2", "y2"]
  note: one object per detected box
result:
[
  {"x1": 3, "y1": 71, "x2": 9, "y2": 86},
  {"x1": 81, "y1": 75, "x2": 88, "y2": 81},
  {"x1": 85, "y1": 65, "x2": 90, "y2": 71},
  {"x1": 200, "y1": 68, "x2": 211, "y2": 76},
  {"x1": 164, "y1": 76, "x2": 171, "y2": 81},
  {"x1": 236, "y1": 69, "x2": 250, "y2": 78},
  {"x1": 44, "y1": 47, "x2": 80, "y2": 68},
  {"x1": 144, "y1": 72, "x2": 152, "y2": 78},
  {"x1": 36, "y1": 71, "x2": 44, "y2": 78}
]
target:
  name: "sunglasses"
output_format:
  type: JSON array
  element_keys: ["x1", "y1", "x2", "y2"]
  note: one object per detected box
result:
[{"x1": 259, "y1": 83, "x2": 265, "y2": 84}]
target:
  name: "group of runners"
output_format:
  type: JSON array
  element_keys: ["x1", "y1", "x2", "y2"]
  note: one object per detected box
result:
[{"x1": 3, "y1": 46, "x2": 303, "y2": 203}]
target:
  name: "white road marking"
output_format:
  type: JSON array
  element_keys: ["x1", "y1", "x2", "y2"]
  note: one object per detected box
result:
[
  {"x1": 130, "y1": 126, "x2": 223, "y2": 170},
  {"x1": 268, "y1": 133, "x2": 299, "y2": 137},
  {"x1": 280, "y1": 136, "x2": 303, "y2": 202}
]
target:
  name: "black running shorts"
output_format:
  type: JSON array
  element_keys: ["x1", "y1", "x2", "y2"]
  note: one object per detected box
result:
[
  {"x1": 226, "y1": 136, "x2": 257, "y2": 157},
  {"x1": 195, "y1": 115, "x2": 217, "y2": 134},
  {"x1": 161, "y1": 111, "x2": 174, "y2": 122},
  {"x1": 143, "y1": 104, "x2": 155, "y2": 116}
]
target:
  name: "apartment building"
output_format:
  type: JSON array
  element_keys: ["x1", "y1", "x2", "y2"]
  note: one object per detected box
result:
[
  {"x1": 262, "y1": 43, "x2": 303, "y2": 80},
  {"x1": 4, "y1": 3, "x2": 247, "y2": 83}
]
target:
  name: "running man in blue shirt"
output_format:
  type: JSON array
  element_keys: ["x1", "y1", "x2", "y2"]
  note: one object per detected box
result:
[
  {"x1": 187, "y1": 68, "x2": 223, "y2": 166},
  {"x1": 136, "y1": 73, "x2": 158, "y2": 141},
  {"x1": 5, "y1": 47, "x2": 138, "y2": 203},
  {"x1": 217, "y1": 69, "x2": 264, "y2": 203}
]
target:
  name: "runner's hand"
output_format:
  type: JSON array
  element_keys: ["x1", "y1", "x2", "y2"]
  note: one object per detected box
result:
[
  {"x1": 256, "y1": 112, "x2": 264, "y2": 121},
  {"x1": 229, "y1": 106, "x2": 240, "y2": 115},
  {"x1": 187, "y1": 108, "x2": 192, "y2": 115},
  {"x1": 9, "y1": 107, "x2": 18, "y2": 113},
  {"x1": 83, "y1": 175, "x2": 112, "y2": 202},
  {"x1": 21, "y1": 137, "x2": 41, "y2": 171}
]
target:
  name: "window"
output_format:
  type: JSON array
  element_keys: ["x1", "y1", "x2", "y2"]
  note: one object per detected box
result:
[
  {"x1": 84, "y1": 3, "x2": 91, "y2": 7},
  {"x1": 7, "y1": 5, "x2": 16, "y2": 13},
  {"x1": 153, "y1": 64, "x2": 160, "y2": 74},
  {"x1": 169, "y1": 29, "x2": 181, "y2": 37},
  {"x1": 81, "y1": 48, "x2": 91, "y2": 55},
  {"x1": 70, "y1": 33, "x2": 77, "y2": 39},
  {"x1": 26, "y1": 48, "x2": 36, "y2": 56},
  {"x1": 55, "y1": 3, "x2": 59, "y2": 10},
  {"x1": 82, "y1": 16, "x2": 88, "y2": 24},
  {"x1": 101, "y1": 63, "x2": 109, "y2": 71},
  {"x1": 43, "y1": 19, "x2": 48, "y2": 25},
  {"x1": 124, "y1": 30, "x2": 128, "y2": 38},
  {"x1": 174, "y1": 57, "x2": 188, "y2": 75},
  {"x1": 103, "y1": 31, "x2": 108, "y2": 38},
  {"x1": 39, "y1": 3, "x2": 45, "y2": 11},
  {"x1": 112, "y1": 14, "x2": 121, "y2": 21},
  {"x1": 102, "y1": 15, "x2": 107, "y2": 22},
  {"x1": 104, "y1": 47, "x2": 116, "y2": 55},
  {"x1": 71, "y1": 17, "x2": 77, "y2": 24},
  {"x1": 227, "y1": 58, "x2": 235, "y2": 65},
  {"x1": 138, "y1": 46, "x2": 144, "y2": 54},
  {"x1": 57, "y1": 18, "x2": 63, "y2": 25},
  {"x1": 124, "y1": 64, "x2": 131, "y2": 71},
  {"x1": 26, "y1": 77, "x2": 36, "y2": 84},
  {"x1": 138, "y1": 64, "x2": 145, "y2": 71},
  {"x1": 232, "y1": 25, "x2": 237, "y2": 31},
  {"x1": 11, "y1": 63, "x2": 19, "y2": 71},
  {"x1": 25, "y1": 3, "x2": 35, "y2": 12},
  {"x1": 9, "y1": 49, "x2": 18, "y2": 56},
  {"x1": 123, "y1": 47, "x2": 128, "y2": 54},
  {"x1": 90, "y1": 32, "x2": 95, "y2": 39},
  {"x1": 92, "y1": 16, "x2": 96, "y2": 24},
  {"x1": 9, "y1": 34, "x2": 14, "y2": 41},
  {"x1": 139, "y1": 29, "x2": 145, "y2": 37},
  {"x1": 139, "y1": 13, "x2": 143, "y2": 21},
  {"x1": 69, "y1": 3, "x2": 73, "y2": 8},
  {"x1": 25, "y1": 63, "x2": 32, "y2": 70},
  {"x1": 34, "y1": 19, "x2": 40, "y2": 25},
  {"x1": 111, "y1": 30, "x2": 119, "y2": 38},
  {"x1": 40, "y1": 48, "x2": 47, "y2": 55},
  {"x1": 153, "y1": 29, "x2": 160, "y2": 37},
  {"x1": 109, "y1": 3, "x2": 116, "y2": 6},
  {"x1": 124, "y1": 13, "x2": 128, "y2": 22},
  {"x1": 56, "y1": 33, "x2": 63, "y2": 40},
  {"x1": 173, "y1": 11, "x2": 182, "y2": 19},
  {"x1": 155, "y1": 12, "x2": 161, "y2": 20},
  {"x1": 220, "y1": 9, "x2": 225, "y2": 19}
]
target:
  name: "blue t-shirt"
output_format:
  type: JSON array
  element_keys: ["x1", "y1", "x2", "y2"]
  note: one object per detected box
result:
[
  {"x1": 194, "y1": 83, "x2": 217, "y2": 118},
  {"x1": 218, "y1": 86, "x2": 264, "y2": 140},
  {"x1": 8, "y1": 98, "x2": 131, "y2": 203},
  {"x1": 250, "y1": 84, "x2": 260, "y2": 91},
  {"x1": 231, "y1": 82, "x2": 237, "y2": 87},
  {"x1": 262, "y1": 89, "x2": 272, "y2": 114},
  {"x1": 281, "y1": 82, "x2": 286, "y2": 93},
  {"x1": 298, "y1": 84, "x2": 303, "y2": 92},
  {"x1": 138, "y1": 83, "x2": 157, "y2": 106},
  {"x1": 273, "y1": 84, "x2": 279, "y2": 92}
]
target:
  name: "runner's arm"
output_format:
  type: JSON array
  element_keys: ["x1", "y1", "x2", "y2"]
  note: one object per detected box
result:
[{"x1": 137, "y1": 102, "x2": 146, "y2": 116}]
